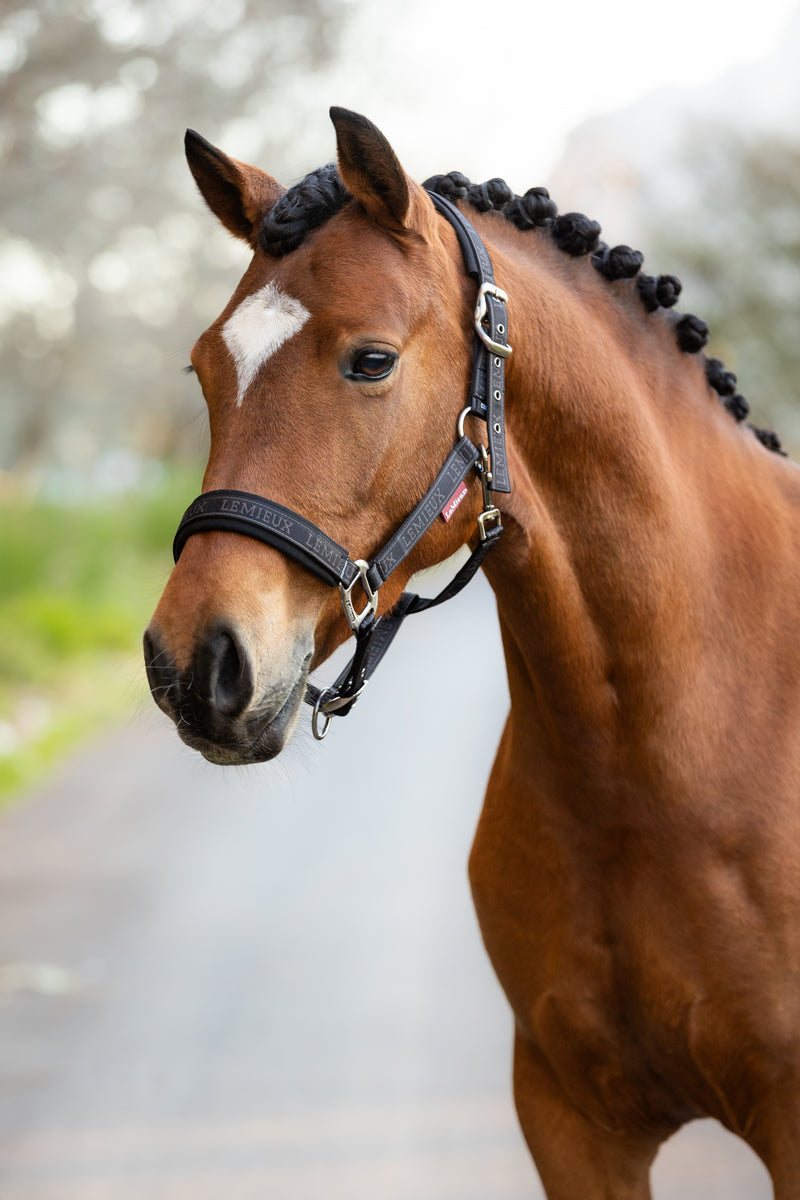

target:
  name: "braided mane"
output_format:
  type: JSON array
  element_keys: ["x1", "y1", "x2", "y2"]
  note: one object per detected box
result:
[
  {"x1": 259, "y1": 163, "x2": 348, "y2": 257},
  {"x1": 257, "y1": 163, "x2": 785, "y2": 456}
]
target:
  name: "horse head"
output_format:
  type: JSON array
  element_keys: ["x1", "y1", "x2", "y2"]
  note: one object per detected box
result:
[{"x1": 144, "y1": 109, "x2": 490, "y2": 763}]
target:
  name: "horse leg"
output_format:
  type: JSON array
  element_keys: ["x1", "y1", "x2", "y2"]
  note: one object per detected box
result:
[{"x1": 513, "y1": 1032, "x2": 664, "y2": 1200}]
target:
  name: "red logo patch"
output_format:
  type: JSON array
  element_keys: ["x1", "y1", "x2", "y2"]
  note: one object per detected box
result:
[{"x1": 441, "y1": 481, "x2": 469, "y2": 522}]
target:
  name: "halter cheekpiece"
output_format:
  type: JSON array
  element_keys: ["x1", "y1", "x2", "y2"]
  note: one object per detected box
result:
[{"x1": 172, "y1": 192, "x2": 512, "y2": 739}]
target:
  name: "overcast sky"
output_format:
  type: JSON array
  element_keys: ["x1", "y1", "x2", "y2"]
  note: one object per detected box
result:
[{"x1": 264, "y1": 0, "x2": 800, "y2": 187}]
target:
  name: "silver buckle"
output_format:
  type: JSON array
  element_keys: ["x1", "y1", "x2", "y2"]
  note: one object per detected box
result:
[
  {"x1": 474, "y1": 283, "x2": 512, "y2": 358},
  {"x1": 339, "y1": 559, "x2": 379, "y2": 633},
  {"x1": 477, "y1": 506, "x2": 502, "y2": 541}
]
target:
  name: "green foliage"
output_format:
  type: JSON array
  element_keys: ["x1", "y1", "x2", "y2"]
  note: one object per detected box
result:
[{"x1": 0, "y1": 471, "x2": 196, "y2": 803}]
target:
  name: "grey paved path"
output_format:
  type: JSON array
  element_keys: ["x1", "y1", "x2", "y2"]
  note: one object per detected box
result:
[{"x1": 0, "y1": 575, "x2": 772, "y2": 1197}]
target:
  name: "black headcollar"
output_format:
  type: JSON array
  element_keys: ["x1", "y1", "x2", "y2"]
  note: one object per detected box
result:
[{"x1": 173, "y1": 191, "x2": 511, "y2": 739}]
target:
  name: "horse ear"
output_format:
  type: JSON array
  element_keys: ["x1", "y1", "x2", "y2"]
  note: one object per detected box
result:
[
  {"x1": 329, "y1": 107, "x2": 429, "y2": 233},
  {"x1": 184, "y1": 130, "x2": 285, "y2": 247}
]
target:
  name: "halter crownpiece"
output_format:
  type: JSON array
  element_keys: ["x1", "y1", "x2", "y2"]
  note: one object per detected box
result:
[{"x1": 173, "y1": 191, "x2": 511, "y2": 738}]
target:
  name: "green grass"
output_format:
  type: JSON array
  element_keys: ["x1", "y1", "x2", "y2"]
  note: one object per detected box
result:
[{"x1": 0, "y1": 470, "x2": 197, "y2": 804}]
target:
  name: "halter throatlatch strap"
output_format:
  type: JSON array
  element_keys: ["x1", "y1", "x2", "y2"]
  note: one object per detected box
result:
[
  {"x1": 427, "y1": 192, "x2": 511, "y2": 494},
  {"x1": 171, "y1": 190, "x2": 511, "y2": 738}
]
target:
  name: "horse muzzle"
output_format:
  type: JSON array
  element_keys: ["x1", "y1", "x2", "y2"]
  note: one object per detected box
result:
[{"x1": 143, "y1": 620, "x2": 312, "y2": 763}]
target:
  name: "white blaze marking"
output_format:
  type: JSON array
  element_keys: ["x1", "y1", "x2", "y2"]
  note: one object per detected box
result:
[{"x1": 222, "y1": 282, "x2": 310, "y2": 406}]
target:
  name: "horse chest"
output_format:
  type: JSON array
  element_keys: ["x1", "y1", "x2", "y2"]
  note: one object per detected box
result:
[{"x1": 468, "y1": 767, "x2": 800, "y2": 1132}]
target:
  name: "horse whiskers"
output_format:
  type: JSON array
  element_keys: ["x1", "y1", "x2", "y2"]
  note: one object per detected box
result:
[{"x1": 144, "y1": 648, "x2": 177, "y2": 673}]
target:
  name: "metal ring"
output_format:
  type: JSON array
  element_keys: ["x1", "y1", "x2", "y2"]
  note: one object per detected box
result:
[
  {"x1": 457, "y1": 406, "x2": 472, "y2": 439},
  {"x1": 311, "y1": 690, "x2": 334, "y2": 741}
]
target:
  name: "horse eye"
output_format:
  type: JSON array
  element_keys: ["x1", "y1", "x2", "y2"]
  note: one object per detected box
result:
[{"x1": 350, "y1": 350, "x2": 397, "y2": 380}]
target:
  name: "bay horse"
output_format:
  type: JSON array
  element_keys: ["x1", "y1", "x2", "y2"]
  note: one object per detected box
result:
[{"x1": 145, "y1": 108, "x2": 800, "y2": 1196}]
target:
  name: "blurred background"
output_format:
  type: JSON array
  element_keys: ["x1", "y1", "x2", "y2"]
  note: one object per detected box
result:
[
  {"x1": 0, "y1": 0, "x2": 798, "y2": 1194},
  {"x1": 3, "y1": 0, "x2": 800, "y2": 793}
]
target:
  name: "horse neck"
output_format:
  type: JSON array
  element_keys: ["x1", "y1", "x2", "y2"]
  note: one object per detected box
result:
[{"x1": 478, "y1": 223, "x2": 790, "y2": 776}]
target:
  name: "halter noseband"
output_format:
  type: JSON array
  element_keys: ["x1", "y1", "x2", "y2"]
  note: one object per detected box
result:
[{"x1": 172, "y1": 192, "x2": 512, "y2": 739}]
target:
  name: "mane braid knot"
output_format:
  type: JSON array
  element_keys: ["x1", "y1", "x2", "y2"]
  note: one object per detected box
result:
[
  {"x1": 504, "y1": 187, "x2": 558, "y2": 229},
  {"x1": 259, "y1": 163, "x2": 350, "y2": 257},
  {"x1": 467, "y1": 178, "x2": 515, "y2": 212},
  {"x1": 636, "y1": 275, "x2": 660, "y2": 312},
  {"x1": 706, "y1": 357, "x2": 737, "y2": 397},
  {"x1": 676, "y1": 314, "x2": 710, "y2": 353},
  {"x1": 551, "y1": 212, "x2": 602, "y2": 256},
  {"x1": 751, "y1": 425, "x2": 787, "y2": 455},
  {"x1": 657, "y1": 275, "x2": 682, "y2": 308},
  {"x1": 592, "y1": 243, "x2": 644, "y2": 281},
  {"x1": 422, "y1": 171, "x2": 471, "y2": 201},
  {"x1": 725, "y1": 394, "x2": 750, "y2": 422}
]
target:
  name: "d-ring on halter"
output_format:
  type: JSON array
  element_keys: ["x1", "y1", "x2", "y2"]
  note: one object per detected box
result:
[{"x1": 172, "y1": 191, "x2": 512, "y2": 739}]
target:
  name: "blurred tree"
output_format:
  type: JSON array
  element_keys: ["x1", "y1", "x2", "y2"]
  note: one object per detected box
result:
[
  {"x1": 639, "y1": 127, "x2": 800, "y2": 445},
  {"x1": 0, "y1": 0, "x2": 349, "y2": 488}
]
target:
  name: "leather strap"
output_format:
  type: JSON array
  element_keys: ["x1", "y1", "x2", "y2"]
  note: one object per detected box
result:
[
  {"x1": 427, "y1": 192, "x2": 511, "y2": 493},
  {"x1": 365, "y1": 436, "x2": 480, "y2": 590},
  {"x1": 174, "y1": 438, "x2": 481, "y2": 599},
  {"x1": 483, "y1": 294, "x2": 511, "y2": 493},
  {"x1": 174, "y1": 490, "x2": 359, "y2": 588}
]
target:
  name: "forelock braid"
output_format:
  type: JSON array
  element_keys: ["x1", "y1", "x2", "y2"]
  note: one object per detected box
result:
[{"x1": 259, "y1": 163, "x2": 349, "y2": 257}]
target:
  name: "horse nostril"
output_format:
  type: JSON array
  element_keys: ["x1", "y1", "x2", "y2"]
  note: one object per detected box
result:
[
  {"x1": 143, "y1": 626, "x2": 178, "y2": 713},
  {"x1": 202, "y1": 627, "x2": 254, "y2": 717}
]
